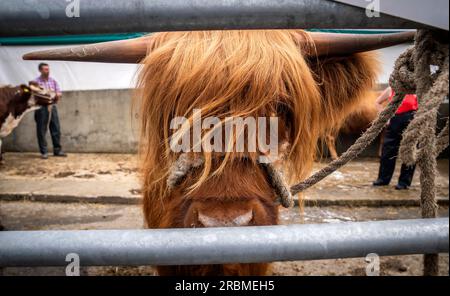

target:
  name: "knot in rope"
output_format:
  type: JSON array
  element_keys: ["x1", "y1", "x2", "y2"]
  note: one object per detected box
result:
[
  {"x1": 389, "y1": 47, "x2": 416, "y2": 94},
  {"x1": 397, "y1": 31, "x2": 449, "y2": 166}
]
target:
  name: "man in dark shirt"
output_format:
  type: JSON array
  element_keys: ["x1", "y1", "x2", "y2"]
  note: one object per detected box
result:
[{"x1": 373, "y1": 86, "x2": 418, "y2": 190}]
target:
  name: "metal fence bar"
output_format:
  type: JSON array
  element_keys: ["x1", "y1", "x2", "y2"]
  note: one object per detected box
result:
[
  {"x1": 0, "y1": 218, "x2": 448, "y2": 267},
  {"x1": 0, "y1": 0, "x2": 430, "y2": 37}
]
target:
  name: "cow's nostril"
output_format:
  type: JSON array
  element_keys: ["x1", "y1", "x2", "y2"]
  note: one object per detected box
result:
[
  {"x1": 197, "y1": 210, "x2": 253, "y2": 227},
  {"x1": 231, "y1": 210, "x2": 253, "y2": 226}
]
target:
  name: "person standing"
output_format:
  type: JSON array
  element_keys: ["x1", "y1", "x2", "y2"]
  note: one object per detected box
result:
[
  {"x1": 372, "y1": 86, "x2": 418, "y2": 190},
  {"x1": 34, "y1": 63, "x2": 67, "y2": 159}
]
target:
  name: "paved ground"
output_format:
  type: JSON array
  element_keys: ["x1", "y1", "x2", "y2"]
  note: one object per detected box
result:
[
  {"x1": 0, "y1": 153, "x2": 448, "y2": 206},
  {"x1": 0, "y1": 153, "x2": 140, "y2": 203}
]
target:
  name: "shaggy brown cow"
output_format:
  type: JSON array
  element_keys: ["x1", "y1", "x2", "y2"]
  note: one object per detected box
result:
[
  {"x1": 324, "y1": 91, "x2": 382, "y2": 160},
  {"x1": 0, "y1": 82, "x2": 54, "y2": 162},
  {"x1": 23, "y1": 30, "x2": 414, "y2": 275}
]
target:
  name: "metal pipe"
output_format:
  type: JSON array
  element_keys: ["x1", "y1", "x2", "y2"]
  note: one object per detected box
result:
[
  {"x1": 0, "y1": 0, "x2": 430, "y2": 37},
  {"x1": 0, "y1": 218, "x2": 448, "y2": 267}
]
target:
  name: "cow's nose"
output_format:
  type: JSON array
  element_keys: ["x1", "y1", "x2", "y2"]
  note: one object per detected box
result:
[{"x1": 196, "y1": 210, "x2": 253, "y2": 227}]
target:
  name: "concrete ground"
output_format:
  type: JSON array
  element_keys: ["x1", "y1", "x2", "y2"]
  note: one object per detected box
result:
[
  {"x1": 0, "y1": 153, "x2": 449, "y2": 276},
  {"x1": 0, "y1": 153, "x2": 448, "y2": 206}
]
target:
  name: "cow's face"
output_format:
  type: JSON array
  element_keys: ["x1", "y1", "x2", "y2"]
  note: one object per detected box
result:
[
  {"x1": 138, "y1": 31, "x2": 320, "y2": 233},
  {"x1": 156, "y1": 159, "x2": 278, "y2": 276},
  {"x1": 159, "y1": 159, "x2": 279, "y2": 229},
  {"x1": 25, "y1": 81, "x2": 54, "y2": 106}
]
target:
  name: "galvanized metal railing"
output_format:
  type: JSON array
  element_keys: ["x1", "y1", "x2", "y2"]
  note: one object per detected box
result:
[
  {"x1": 0, "y1": 0, "x2": 431, "y2": 37},
  {"x1": 0, "y1": 218, "x2": 448, "y2": 267}
]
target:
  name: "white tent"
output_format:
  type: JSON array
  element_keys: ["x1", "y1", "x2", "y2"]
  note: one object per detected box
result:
[{"x1": 0, "y1": 45, "x2": 140, "y2": 91}]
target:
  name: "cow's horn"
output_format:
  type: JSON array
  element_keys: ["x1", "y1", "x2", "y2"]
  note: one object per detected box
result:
[
  {"x1": 22, "y1": 31, "x2": 415, "y2": 63},
  {"x1": 303, "y1": 31, "x2": 415, "y2": 57},
  {"x1": 23, "y1": 36, "x2": 153, "y2": 63}
]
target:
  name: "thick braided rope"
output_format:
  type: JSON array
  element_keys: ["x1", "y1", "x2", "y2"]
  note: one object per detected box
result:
[
  {"x1": 290, "y1": 90, "x2": 406, "y2": 195},
  {"x1": 396, "y1": 30, "x2": 449, "y2": 276},
  {"x1": 398, "y1": 59, "x2": 449, "y2": 165},
  {"x1": 290, "y1": 47, "x2": 418, "y2": 195},
  {"x1": 435, "y1": 119, "x2": 449, "y2": 156},
  {"x1": 167, "y1": 153, "x2": 204, "y2": 190},
  {"x1": 259, "y1": 162, "x2": 294, "y2": 208},
  {"x1": 290, "y1": 30, "x2": 448, "y2": 275},
  {"x1": 399, "y1": 53, "x2": 449, "y2": 165}
]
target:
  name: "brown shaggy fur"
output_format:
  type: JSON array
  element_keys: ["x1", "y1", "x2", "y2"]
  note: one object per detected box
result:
[
  {"x1": 135, "y1": 30, "x2": 380, "y2": 275},
  {"x1": 323, "y1": 91, "x2": 382, "y2": 160}
]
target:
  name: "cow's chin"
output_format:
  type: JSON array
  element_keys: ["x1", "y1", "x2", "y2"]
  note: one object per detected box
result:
[
  {"x1": 157, "y1": 262, "x2": 270, "y2": 276},
  {"x1": 156, "y1": 196, "x2": 278, "y2": 276}
]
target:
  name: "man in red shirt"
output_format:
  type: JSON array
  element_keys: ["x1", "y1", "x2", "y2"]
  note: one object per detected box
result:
[{"x1": 372, "y1": 86, "x2": 418, "y2": 190}]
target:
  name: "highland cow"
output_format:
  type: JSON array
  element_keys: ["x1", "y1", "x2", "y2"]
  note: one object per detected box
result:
[{"x1": 23, "y1": 30, "x2": 414, "y2": 275}]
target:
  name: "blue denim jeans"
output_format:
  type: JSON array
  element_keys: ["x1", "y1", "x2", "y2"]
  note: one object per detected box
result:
[{"x1": 34, "y1": 105, "x2": 62, "y2": 155}]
